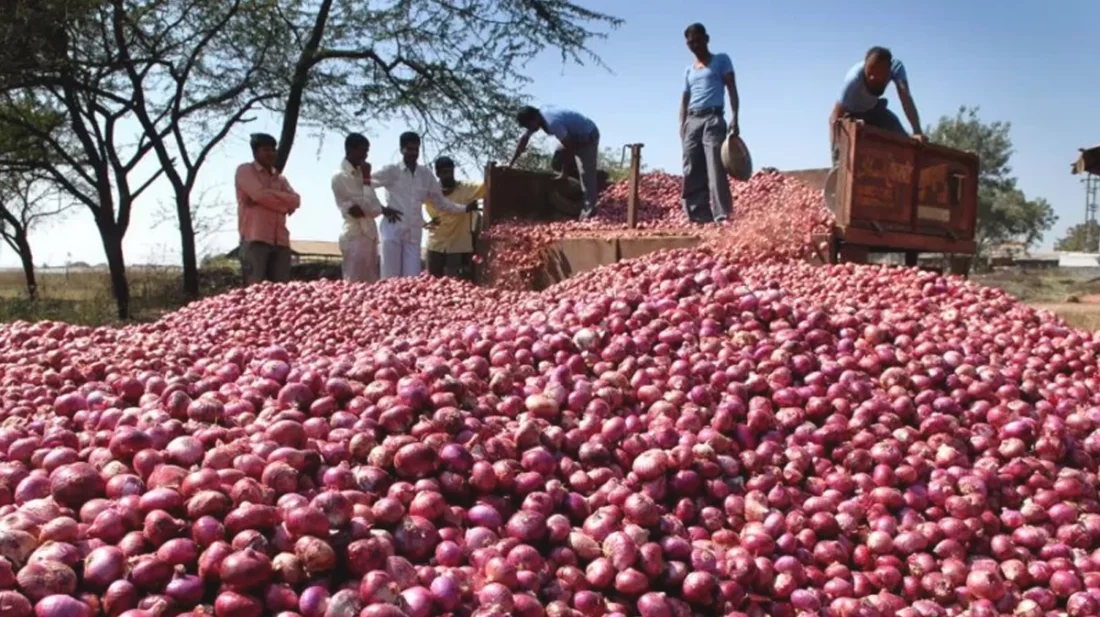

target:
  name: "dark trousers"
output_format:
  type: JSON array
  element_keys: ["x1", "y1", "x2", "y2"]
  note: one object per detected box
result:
[
  {"x1": 681, "y1": 108, "x2": 732, "y2": 223},
  {"x1": 427, "y1": 251, "x2": 473, "y2": 281},
  {"x1": 239, "y1": 241, "x2": 291, "y2": 285},
  {"x1": 833, "y1": 99, "x2": 907, "y2": 164}
]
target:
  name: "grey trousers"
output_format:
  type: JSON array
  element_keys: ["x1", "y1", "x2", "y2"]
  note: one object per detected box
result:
[
  {"x1": 239, "y1": 240, "x2": 291, "y2": 285},
  {"x1": 573, "y1": 131, "x2": 600, "y2": 219},
  {"x1": 682, "y1": 111, "x2": 732, "y2": 223}
]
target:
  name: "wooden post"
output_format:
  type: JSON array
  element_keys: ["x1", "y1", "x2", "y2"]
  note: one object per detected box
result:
[
  {"x1": 626, "y1": 143, "x2": 644, "y2": 229},
  {"x1": 483, "y1": 162, "x2": 495, "y2": 228}
]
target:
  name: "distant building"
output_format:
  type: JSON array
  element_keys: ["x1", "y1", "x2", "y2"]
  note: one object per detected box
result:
[
  {"x1": 224, "y1": 240, "x2": 342, "y2": 264},
  {"x1": 1058, "y1": 252, "x2": 1100, "y2": 268}
]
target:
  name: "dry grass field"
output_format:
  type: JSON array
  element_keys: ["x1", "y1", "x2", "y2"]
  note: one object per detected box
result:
[
  {"x1": 970, "y1": 269, "x2": 1100, "y2": 331},
  {"x1": 0, "y1": 263, "x2": 241, "y2": 325},
  {"x1": 0, "y1": 262, "x2": 1098, "y2": 330}
]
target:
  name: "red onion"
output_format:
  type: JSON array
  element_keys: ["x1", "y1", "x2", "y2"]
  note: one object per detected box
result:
[
  {"x1": 33, "y1": 595, "x2": 94, "y2": 617},
  {"x1": 219, "y1": 548, "x2": 272, "y2": 589},
  {"x1": 214, "y1": 591, "x2": 262, "y2": 617},
  {"x1": 0, "y1": 591, "x2": 32, "y2": 617},
  {"x1": 83, "y1": 547, "x2": 126, "y2": 590},
  {"x1": 17, "y1": 561, "x2": 77, "y2": 602}
]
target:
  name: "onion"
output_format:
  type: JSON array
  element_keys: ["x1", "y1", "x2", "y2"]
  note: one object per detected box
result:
[
  {"x1": 214, "y1": 591, "x2": 262, "y2": 617},
  {"x1": 33, "y1": 595, "x2": 94, "y2": 617},
  {"x1": 164, "y1": 572, "x2": 203, "y2": 606},
  {"x1": 220, "y1": 548, "x2": 272, "y2": 589},
  {"x1": 83, "y1": 547, "x2": 126, "y2": 590},
  {"x1": 294, "y1": 536, "x2": 335, "y2": 574},
  {"x1": 0, "y1": 591, "x2": 32, "y2": 617},
  {"x1": 17, "y1": 561, "x2": 77, "y2": 602},
  {"x1": 102, "y1": 580, "x2": 139, "y2": 617}
]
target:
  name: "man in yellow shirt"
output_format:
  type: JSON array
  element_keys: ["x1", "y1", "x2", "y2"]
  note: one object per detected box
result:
[{"x1": 424, "y1": 156, "x2": 484, "y2": 280}]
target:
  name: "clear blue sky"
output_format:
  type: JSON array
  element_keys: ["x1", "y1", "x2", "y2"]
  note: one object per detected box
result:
[{"x1": 14, "y1": 0, "x2": 1100, "y2": 268}]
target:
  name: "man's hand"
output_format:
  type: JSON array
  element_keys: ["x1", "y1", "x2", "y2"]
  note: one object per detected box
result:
[
  {"x1": 381, "y1": 206, "x2": 403, "y2": 223},
  {"x1": 465, "y1": 203, "x2": 480, "y2": 213},
  {"x1": 348, "y1": 205, "x2": 365, "y2": 218},
  {"x1": 424, "y1": 217, "x2": 440, "y2": 230},
  {"x1": 912, "y1": 133, "x2": 928, "y2": 144},
  {"x1": 729, "y1": 120, "x2": 740, "y2": 138}
]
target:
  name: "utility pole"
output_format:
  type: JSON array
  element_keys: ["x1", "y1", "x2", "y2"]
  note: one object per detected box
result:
[{"x1": 1085, "y1": 173, "x2": 1098, "y2": 251}]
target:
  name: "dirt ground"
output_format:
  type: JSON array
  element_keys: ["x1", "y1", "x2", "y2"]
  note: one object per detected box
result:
[
  {"x1": 970, "y1": 269, "x2": 1100, "y2": 331},
  {"x1": 1026, "y1": 303, "x2": 1100, "y2": 331}
]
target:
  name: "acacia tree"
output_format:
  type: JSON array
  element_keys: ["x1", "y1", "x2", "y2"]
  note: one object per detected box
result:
[
  {"x1": 927, "y1": 106, "x2": 1057, "y2": 254},
  {"x1": 512, "y1": 143, "x2": 640, "y2": 181},
  {"x1": 266, "y1": 0, "x2": 622, "y2": 171},
  {"x1": 106, "y1": 0, "x2": 287, "y2": 299},
  {"x1": 0, "y1": 0, "x2": 285, "y2": 314},
  {"x1": 0, "y1": 170, "x2": 68, "y2": 300},
  {"x1": 0, "y1": 2, "x2": 170, "y2": 318},
  {"x1": 1055, "y1": 221, "x2": 1100, "y2": 253}
]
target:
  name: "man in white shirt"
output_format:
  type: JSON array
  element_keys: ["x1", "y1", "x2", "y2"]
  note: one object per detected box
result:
[
  {"x1": 372, "y1": 131, "x2": 477, "y2": 278},
  {"x1": 330, "y1": 133, "x2": 403, "y2": 282}
]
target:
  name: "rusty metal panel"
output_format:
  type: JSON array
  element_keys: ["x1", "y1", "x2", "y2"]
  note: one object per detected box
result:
[
  {"x1": 843, "y1": 123, "x2": 917, "y2": 232},
  {"x1": 838, "y1": 226, "x2": 977, "y2": 254},
  {"x1": 835, "y1": 122, "x2": 979, "y2": 251},
  {"x1": 913, "y1": 146, "x2": 979, "y2": 241},
  {"x1": 483, "y1": 164, "x2": 554, "y2": 227}
]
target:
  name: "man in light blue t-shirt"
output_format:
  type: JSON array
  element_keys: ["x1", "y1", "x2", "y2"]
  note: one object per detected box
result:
[
  {"x1": 829, "y1": 46, "x2": 925, "y2": 162},
  {"x1": 679, "y1": 22, "x2": 739, "y2": 225},
  {"x1": 508, "y1": 105, "x2": 601, "y2": 220}
]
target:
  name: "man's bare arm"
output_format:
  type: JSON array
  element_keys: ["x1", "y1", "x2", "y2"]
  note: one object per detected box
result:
[
  {"x1": 724, "y1": 72, "x2": 739, "y2": 135},
  {"x1": 829, "y1": 102, "x2": 846, "y2": 148},
  {"x1": 896, "y1": 81, "x2": 924, "y2": 139},
  {"x1": 508, "y1": 130, "x2": 535, "y2": 167},
  {"x1": 680, "y1": 92, "x2": 689, "y2": 138}
]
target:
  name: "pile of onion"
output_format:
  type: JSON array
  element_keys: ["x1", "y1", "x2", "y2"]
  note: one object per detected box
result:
[{"x1": 0, "y1": 174, "x2": 1097, "y2": 617}]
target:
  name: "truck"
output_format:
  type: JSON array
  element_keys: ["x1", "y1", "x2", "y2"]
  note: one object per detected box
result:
[{"x1": 474, "y1": 123, "x2": 980, "y2": 289}]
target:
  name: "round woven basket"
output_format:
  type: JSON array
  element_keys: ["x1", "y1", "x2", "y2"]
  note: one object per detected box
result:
[{"x1": 720, "y1": 135, "x2": 754, "y2": 181}]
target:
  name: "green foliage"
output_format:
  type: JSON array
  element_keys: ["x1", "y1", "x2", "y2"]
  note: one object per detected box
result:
[
  {"x1": 511, "y1": 143, "x2": 640, "y2": 182},
  {"x1": 1055, "y1": 221, "x2": 1100, "y2": 253},
  {"x1": 0, "y1": 0, "x2": 94, "y2": 88},
  {"x1": 267, "y1": 0, "x2": 622, "y2": 170},
  {"x1": 926, "y1": 105, "x2": 1057, "y2": 252}
]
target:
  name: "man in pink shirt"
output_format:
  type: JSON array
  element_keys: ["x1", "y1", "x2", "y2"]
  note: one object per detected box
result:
[{"x1": 235, "y1": 133, "x2": 301, "y2": 285}]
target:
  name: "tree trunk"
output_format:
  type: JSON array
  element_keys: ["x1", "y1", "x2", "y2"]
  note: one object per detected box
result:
[
  {"x1": 176, "y1": 193, "x2": 200, "y2": 298},
  {"x1": 96, "y1": 217, "x2": 131, "y2": 320},
  {"x1": 275, "y1": 0, "x2": 334, "y2": 171},
  {"x1": 14, "y1": 231, "x2": 37, "y2": 301}
]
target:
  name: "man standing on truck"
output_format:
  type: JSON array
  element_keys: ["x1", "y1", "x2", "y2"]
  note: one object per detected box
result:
[
  {"x1": 680, "y1": 23, "x2": 738, "y2": 225},
  {"x1": 424, "y1": 156, "x2": 484, "y2": 281},
  {"x1": 829, "y1": 46, "x2": 926, "y2": 162},
  {"x1": 234, "y1": 133, "x2": 301, "y2": 285},
  {"x1": 508, "y1": 105, "x2": 601, "y2": 220},
  {"x1": 371, "y1": 132, "x2": 478, "y2": 278}
]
